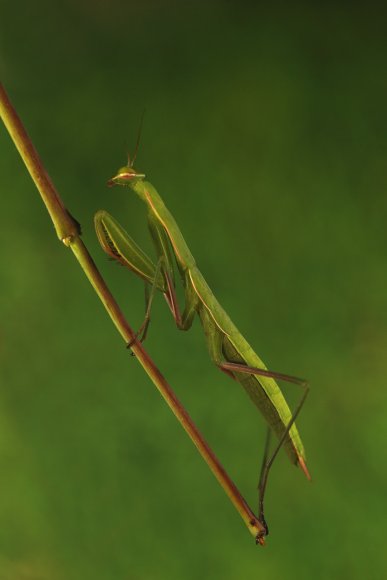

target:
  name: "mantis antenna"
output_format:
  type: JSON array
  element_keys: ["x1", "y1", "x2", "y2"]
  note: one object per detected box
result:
[{"x1": 129, "y1": 110, "x2": 146, "y2": 168}]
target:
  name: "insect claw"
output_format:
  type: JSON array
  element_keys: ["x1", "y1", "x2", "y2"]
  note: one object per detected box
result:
[{"x1": 255, "y1": 534, "x2": 266, "y2": 546}]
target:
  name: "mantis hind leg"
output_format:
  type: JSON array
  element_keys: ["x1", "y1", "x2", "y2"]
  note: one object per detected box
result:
[
  {"x1": 257, "y1": 427, "x2": 272, "y2": 535},
  {"x1": 127, "y1": 256, "x2": 165, "y2": 348},
  {"x1": 257, "y1": 383, "x2": 309, "y2": 534},
  {"x1": 128, "y1": 261, "x2": 198, "y2": 350},
  {"x1": 200, "y1": 314, "x2": 310, "y2": 531},
  {"x1": 220, "y1": 361, "x2": 307, "y2": 387}
]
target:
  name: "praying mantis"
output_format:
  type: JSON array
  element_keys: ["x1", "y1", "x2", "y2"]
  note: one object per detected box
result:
[{"x1": 94, "y1": 147, "x2": 310, "y2": 544}]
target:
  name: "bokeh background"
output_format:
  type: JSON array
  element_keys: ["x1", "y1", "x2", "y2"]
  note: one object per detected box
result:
[{"x1": 1, "y1": 2, "x2": 387, "y2": 579}]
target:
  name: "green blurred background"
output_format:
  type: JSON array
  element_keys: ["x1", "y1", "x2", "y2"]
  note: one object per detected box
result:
[{"x1": 1, "y1": 1, "x2": 387, "y2": 578}]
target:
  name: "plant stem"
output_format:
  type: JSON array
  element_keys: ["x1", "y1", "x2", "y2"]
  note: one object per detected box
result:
[{"x1": 0, "y1": 83, "x2": 265, "y2": 543}]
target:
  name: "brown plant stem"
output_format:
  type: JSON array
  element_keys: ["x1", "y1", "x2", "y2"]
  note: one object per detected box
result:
[{"x1": 0, "y1": 82, "x2": 265, "y2": 543}]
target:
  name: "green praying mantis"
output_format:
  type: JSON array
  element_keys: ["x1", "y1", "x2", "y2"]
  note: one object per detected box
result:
[{"x1": 94, "y1": 144, "x2": 310, "y2": 544}]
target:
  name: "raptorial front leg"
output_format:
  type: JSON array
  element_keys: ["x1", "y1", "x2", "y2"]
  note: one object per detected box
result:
[{"x1": 94, "y1": 210, "x2": 169, "y2": 348}]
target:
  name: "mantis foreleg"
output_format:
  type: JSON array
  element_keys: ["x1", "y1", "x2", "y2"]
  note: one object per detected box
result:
[{"x1": 95, "y1": 210, "x2": 198, "y2": 343}]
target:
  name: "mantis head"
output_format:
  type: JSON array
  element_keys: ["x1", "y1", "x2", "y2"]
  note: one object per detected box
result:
[
  {"x1": 109, "y1": 115, "x2": 147, "y2": 187},
  {"x1": 109, "y1": 116, "x2": 146, "y2": 187},
  {"x1": 108, "y1": 164, "x2": 146, "y2": 188}
]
